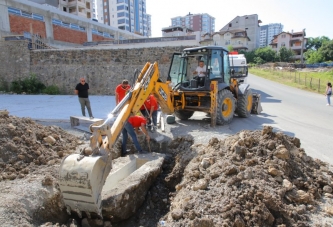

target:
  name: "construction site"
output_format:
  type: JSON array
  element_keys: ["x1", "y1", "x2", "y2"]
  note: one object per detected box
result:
[{"x1": 1, "y1": 1, "x2": 333, "y2": 226}]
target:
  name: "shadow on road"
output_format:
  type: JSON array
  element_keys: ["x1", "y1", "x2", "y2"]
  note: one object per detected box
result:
[{"x1": 252, "y1": 89, "x2": 281, "y2": 103}]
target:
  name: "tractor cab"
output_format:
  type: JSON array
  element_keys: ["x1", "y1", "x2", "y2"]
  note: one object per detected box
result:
[{"x1": 167, "y1": 46, "x2": 231, "y2": 91}]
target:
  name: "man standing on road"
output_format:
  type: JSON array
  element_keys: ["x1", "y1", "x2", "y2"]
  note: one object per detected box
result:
[
  {"x1": 115, "y1": 80, "x2": 131, "y2": 105},
  {"x1": 121, "y1": 115, "x2": 150, "y2": 157},
  {"x1": 75, "y1": 77, "x2": 94, "y2": 119}
]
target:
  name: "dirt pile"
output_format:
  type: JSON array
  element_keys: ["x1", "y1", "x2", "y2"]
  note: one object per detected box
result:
[
  {"x1": 0, "y1": 110, "x2": 84, "y2": 226},
  {"x1": 161, "y1": 126, "x2": 333, "y2": 227},
  {"x1": 0, "y1": 110, "x2": 82, "y2": 181},
  {"x1": 0, "y1": 109, "x2": 333, "y2": 227}
]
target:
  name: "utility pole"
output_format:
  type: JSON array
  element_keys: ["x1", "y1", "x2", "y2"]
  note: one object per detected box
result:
[{"x1": 300, "y1": 28, "x2": 305, "y2": 64}]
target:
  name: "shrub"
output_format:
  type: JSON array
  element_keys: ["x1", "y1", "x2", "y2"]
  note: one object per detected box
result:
[
  {"x1": 11, "y1": 74, "x2": 46, "y2": 94},
  {"x1": 43, "y1": 85, "x2": 60, "y2": 95}
]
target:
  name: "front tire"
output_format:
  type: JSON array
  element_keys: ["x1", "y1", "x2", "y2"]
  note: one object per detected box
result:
[
  {"x1": 174, "y1": 110, "x2": 194, "y2": 120},
  {"x1": 236, "y1": 88, "x2": 253, "y2": 118},
  {"x1": 216, "y1": 89, "x2": 235, "y2": 125}
]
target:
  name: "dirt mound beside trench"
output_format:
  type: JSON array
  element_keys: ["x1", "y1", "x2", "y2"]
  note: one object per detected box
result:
[
  {"x1": 0, "y1": 110, "x2": 81, "y2": 181},
  {"x1": 0, "y1": 110, "x2": 83, "y2": 226},
  {"x1": 162, "y1": 126, "x2": 333, "y2": 227},
  {"x1": 1, "y1": 109, "x2": 333, "y2": 227}
]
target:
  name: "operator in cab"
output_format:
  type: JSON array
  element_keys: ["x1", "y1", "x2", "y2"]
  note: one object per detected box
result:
[{"x1": 193, "y1": 60, "x2": 207, "y2": 87}]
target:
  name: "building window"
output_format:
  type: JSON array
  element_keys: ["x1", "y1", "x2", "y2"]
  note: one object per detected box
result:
[
  {"x1": 229, "y1": 23, "x2": 232, "y2": 27},
  {"x1": 8, "y1": 7, "x2": 44, "y2": 22},
  {"x1": 282, "y1": 34, "x2": 286, "y2": 38},
  {"x1": 117, "y1": 5, "x2": 124, "y2": 10}
]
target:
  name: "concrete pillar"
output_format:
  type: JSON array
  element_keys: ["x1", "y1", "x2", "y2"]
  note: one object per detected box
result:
[
  {"x1": 44, "y1": 10, "x2": 54, "y2": 42},
  {"x1": 86, "y1": 24, "x2": 92, "y2": 42},
  {"x1": 0, "y1": 1, "x2": 10, "y2": 33}
]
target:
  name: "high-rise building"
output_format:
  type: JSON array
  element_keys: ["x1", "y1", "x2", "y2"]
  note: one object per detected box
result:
[
  {"x1": 96, "y1": 0, "x2": 150, "y2": 36},
  {"x1": 260, "y1": 23, "x2": 283, "y2": 47},
  {"x1": 171, "y1": 13, "x2": 215, "y2": 34},
  {"x1": 91, "y1": 0, "x2": 98, "y2": 20}
]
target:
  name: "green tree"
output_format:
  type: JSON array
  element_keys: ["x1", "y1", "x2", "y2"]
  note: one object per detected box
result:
[
  {"x1": 319, "y1": 39, "x2": 333, "y2": 61},
  {"x1": 306, "y1": 36, "x2": 330, "y2": 50},
  {"x1": 304, "y1": 49, "x2": 324, "y2": 64},
  {"x1": 227, "y1": 45, "x2": 234, "y2": 52},
  {"x1": 241, "y1": 50, "x2": 256, "y2": 63},
  {"x1": 255, "y1": 47, "x2": 276, "y2": 63},
  {"x1": 277, "y1": 47, "x2": 294, "y2": 62}
]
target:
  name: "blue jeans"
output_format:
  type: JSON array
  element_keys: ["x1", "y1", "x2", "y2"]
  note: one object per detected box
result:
[
  {"x1": 121, "y1": 122, "x2": 142, "y2": 155},
  {"x1": 327, "y1": 94, "x2": 331, "y2": 105}
]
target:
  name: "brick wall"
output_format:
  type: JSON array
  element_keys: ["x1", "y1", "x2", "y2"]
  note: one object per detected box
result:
[
  {"x1": 9, "y1": 14, "x2": 46, "y2": 37},
  {"x1": 92, "y1": 35, "x2": 113, "y2": 42},
  {"x1": 53, "y1": 25, "x2": 87, "y2": 44}
]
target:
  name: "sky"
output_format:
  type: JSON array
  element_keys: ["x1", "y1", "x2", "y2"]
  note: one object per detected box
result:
[{"x1": 146, "y1": 0, "x2": 333, "y2": 39}]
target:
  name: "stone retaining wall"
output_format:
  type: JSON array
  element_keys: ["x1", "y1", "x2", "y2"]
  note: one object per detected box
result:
[{"x1": 0, "y1": 40, "x2": 194, "y2": 94}]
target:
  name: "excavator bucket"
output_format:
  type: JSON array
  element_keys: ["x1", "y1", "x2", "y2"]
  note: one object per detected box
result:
[
  {"x1": 251, "y1": 93, "x2": 263, "y2": 114},
  {"x1": 59, "y1": 153, "x2": 112, "y2": 218}
]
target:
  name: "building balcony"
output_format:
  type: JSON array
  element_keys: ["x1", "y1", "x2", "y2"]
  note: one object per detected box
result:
[
  {"x1": 291, "y1": 45, "x2": 303, "y2": 50},
  {"x1": 67, "y1": 0, "x2": 86, "y2": 8}
]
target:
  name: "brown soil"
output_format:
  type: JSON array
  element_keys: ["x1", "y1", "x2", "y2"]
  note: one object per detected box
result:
[{"x1": 0, "y1": 110, "x2": 332, "y2": 227}]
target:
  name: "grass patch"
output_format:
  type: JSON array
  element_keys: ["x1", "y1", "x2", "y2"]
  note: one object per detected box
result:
[{"x1": 249, "y1": 68, "x2": 333, "y2": 94}]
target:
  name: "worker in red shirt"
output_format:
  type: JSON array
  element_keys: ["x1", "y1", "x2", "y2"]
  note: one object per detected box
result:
[
  {"x1": 115, "y1": 80, "x2": 131, "y2": 105},
  {"x1": 121, "y1": 115, "x2": 150, "y2": 156},
  {"x1": 140, "y1": 94, "x2": 159, "y2": 131}
]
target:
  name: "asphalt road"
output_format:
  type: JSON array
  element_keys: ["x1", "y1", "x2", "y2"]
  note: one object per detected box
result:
[
  {"x1": 240, "y1": 73, "x2": 333, "y2": 164},
  {"x1": 1, "y1": 74, "x2": 332, "y2": 164}
]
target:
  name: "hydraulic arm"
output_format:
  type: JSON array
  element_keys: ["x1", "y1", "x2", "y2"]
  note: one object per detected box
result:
[{"x1": 58, "y1": 62, "x2": 174, "y2": 218}]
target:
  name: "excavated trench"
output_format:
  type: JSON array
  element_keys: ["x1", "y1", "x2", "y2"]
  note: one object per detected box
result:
[{"x1": 0, "y1": 111, "x2": 333, "y2": 227}]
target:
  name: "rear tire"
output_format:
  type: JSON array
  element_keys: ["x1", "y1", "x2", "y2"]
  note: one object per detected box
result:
[
  {"x1": 236, "y1": 88, "x2": 253, "y2": 118},
  {"x1": 174, "y1": 110, "x2": 194, "y2": 120},
  {"x1": 216, "y1": 89, "x2": 235, "y2": 125}
]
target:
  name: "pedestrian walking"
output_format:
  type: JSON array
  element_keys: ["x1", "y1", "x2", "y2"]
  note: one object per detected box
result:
[
  {"x1": 325, "y1": 82, "x2": 332, "y2": 106},
  {"x1": 75, "y1": 77, "x2": 94, "y2": 118}
]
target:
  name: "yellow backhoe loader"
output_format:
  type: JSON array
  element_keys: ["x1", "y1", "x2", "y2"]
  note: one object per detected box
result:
[{"x1": 58, "y1": 46, "x2": 262, "y2": 218}]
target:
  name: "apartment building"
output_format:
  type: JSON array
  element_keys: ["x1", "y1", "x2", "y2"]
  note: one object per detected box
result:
[
  {"x1": 219, "y1": 14, "x2": 261, "y2": 51},
  {"x1": 269, "y1": 31, "x2": 307, "y2": 61},
  {"x1": 202, "y1": 29, "x2": 250, "y2": 51},
  {"x1": 91, "y1": 0, "x2": 98, "y2": 20},
  {"x1": 59, "y1": 0, "x2": 92, "y2": 19},
  {"x1": 171, "y1": 13, "x2": 215, "y2": 34},
  {"x1": 97, "y1": 0, "x2": 150, "y2": 37},
  {"x1": 260, "y1": 23, "x2": 283, "y2": 47}
]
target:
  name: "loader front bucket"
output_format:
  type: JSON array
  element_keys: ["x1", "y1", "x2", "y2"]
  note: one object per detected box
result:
[{"x1": 59, "y1": 153, "x2": 112, "y2": 218}]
